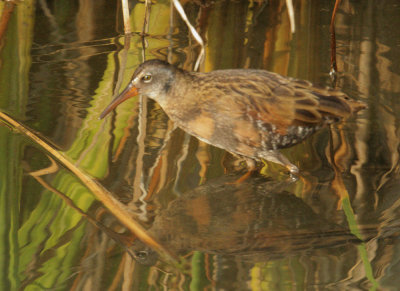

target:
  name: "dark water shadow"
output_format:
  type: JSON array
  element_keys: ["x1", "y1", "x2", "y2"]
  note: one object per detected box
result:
[{"x1": 129, "y1": 172, "x2": 361, "y2": 266}]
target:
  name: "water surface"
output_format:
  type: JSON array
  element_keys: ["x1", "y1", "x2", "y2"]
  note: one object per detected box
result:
[{"x1": 1, "y1": 0, "x2": 399, "y2": 290}]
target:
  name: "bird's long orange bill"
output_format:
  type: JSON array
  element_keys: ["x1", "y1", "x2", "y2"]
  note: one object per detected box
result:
[{"x1": 100, "y1": 85, "x2": 139, "y2": 119}]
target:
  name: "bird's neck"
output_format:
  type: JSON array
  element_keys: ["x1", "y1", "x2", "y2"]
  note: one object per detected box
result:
[{"x1": 160, "y1": 71, "x2": 199, "y2": 122}]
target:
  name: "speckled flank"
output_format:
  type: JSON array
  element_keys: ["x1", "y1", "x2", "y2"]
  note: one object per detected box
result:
[{"x1": 256, "y1": 120, "x2": 318, "y2": 150}]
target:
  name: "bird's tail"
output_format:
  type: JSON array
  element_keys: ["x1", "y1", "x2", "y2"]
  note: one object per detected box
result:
[{"x1": 347, "y1": 98, "x2": 367, "y2": 113}]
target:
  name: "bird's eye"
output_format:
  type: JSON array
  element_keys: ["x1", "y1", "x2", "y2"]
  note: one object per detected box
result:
[
  {"x1": 136, "y1": 251, "x2": 148, "y2": 261},
  {"x1": 142, "y1": 74, "x2": 152, "y2": 83}
]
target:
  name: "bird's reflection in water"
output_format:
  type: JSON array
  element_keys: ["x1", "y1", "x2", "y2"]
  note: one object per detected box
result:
[{"x1": 129, "y1": 173, "x2": 360, "y2": 265}]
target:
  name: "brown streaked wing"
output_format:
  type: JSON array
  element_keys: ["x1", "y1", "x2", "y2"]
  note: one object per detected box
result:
[
  {"x1": 192, "y1": 70, "x2": 358, "y2": 136},
  {"x1": 252, "y1": 75, "x2": 359, "y2": 130}
]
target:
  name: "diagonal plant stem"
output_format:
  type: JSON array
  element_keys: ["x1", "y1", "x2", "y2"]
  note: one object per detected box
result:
[
  {"x1": 27, "y1": 156, "x2": 140, "y2": 257},
  {"x1": 0, "y1": 110, "x2": 177, "y2": 264},
  {"x1": 171, "y1": 0, "x2": 205, "y2": 71},
  {"x1": 327, "y1": 124, "x2": 379, "y2": 289}
]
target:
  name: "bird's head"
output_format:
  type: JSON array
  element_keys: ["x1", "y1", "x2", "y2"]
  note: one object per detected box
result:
[{"x1": 100, "y1": 59, "x2": 179, "y2": 119}]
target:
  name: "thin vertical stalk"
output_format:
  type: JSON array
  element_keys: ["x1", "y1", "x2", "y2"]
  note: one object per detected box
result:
[
  {"x1": 285, "y1": 0, "x2": 295, "y2": 33},
  {"x1": 330, "y1": 0, "x2": 341, "y2": 81},
  {"x1": 121, "y1": 0, "x2": 132, "y2": 35}
]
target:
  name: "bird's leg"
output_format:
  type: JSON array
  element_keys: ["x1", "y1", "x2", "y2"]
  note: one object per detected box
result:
[
  {"x1": 228, "y1": 157, "x2": 257, "y2": 184},
  {"x1": 244, "y1": 157, "x2": 256, "y2": 169},
  {"x1": 260, "y1": 150, "x2": 299, "y2": 176}
]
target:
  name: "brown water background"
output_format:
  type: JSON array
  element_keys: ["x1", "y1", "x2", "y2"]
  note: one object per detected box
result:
[{"x1": 1, "y1": 1, "x2": 400, "y2": 290}]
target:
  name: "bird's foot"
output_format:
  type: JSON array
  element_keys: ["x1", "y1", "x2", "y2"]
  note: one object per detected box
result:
[
  {"x1": 259, "y1": 150, "x2": 300, "y2": 179},
  {"x1": 286, "y1": 164, "x2": 299, "y2": 182}
]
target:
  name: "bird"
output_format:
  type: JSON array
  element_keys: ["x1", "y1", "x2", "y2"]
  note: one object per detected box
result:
[{"x1": 100, "y1": 59, "x2": 366, "y2": 174}]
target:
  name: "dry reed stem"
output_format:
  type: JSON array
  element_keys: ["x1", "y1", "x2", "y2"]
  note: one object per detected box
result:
[
  {"x1": 171, "y1": 0, "x2": 205, "y2": 71},
  {"x1": 121, "y1": 0, "x2": 132, "y2": 34},
  {"x1": 0, "y1": 110, "x2": 177, "y2": 264},
  {"x1": 27, "y1": 156, "x2": 139, "y2": 253},
  {"x1": 330, "y1": 0, "x2": 341, "y2": 79},
  {"x1": 285, "y1": 0, "x2": 295, "y2": 33}
]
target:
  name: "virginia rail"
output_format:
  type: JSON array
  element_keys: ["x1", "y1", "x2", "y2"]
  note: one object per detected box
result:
[{"x1": 100, "y1": 59, "x2": 366, "y2": 173}]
